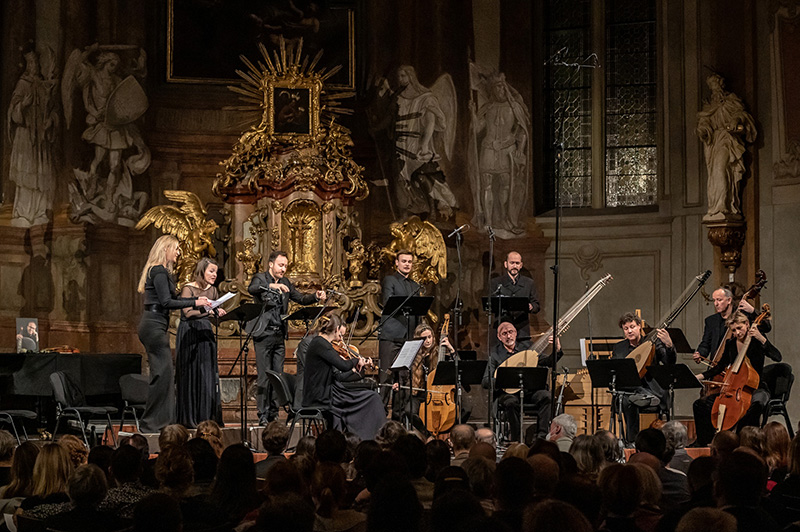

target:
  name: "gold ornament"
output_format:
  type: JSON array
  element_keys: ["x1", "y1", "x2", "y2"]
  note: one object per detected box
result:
[{"x1": 381, "y1": 216, "x2": 447, "y2": 285}]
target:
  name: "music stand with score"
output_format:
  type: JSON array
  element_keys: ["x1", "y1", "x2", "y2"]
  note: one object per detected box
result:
[
  {"x1": 494, "y1": 366, "x2": 549, "y2": 443},
  {"x1": 433, "y1": 360, "x2": 488, "y2": 425},
  {"x1": 586, "y1": 358, "x2": 642, "y2": 441},
  {"x1": 646, "y1": 364, "x2": 702, "y2": 419}
]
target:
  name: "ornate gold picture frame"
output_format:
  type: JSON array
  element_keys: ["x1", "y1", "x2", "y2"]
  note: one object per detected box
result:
[{"x1": 266, "y1": 80, "x2": 321, "y2": 139}]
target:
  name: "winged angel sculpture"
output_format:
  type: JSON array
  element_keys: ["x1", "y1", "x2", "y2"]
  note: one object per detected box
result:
[
  {"x1": 62, "y1": 43, "x2": 150, "y2": 226},
  {"x1": 367, "y1": 66, "x2": 458, "y2": 222},
  {"x1": 136, "y1": 190, "x2": 219, "y2": 287},
  {"x1": 381, "y1": 216, "x2": 447, "y2": 285}
]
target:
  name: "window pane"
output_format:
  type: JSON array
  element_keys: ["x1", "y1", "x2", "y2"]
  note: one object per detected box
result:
[{"x1": 605, "y1": 0, "x2": 657, "y2": 207}]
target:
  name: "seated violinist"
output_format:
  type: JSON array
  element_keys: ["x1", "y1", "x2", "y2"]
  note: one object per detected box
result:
[
  {"x1": 303, "y1": 313, "x2": 387, "y2": 440},
  {"x1": 691, "y1": 310, "x2": 781, "y2": 447}
]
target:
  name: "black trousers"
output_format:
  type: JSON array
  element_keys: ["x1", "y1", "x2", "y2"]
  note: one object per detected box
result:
[
  {"x1": 379, "y1": 340, "x2": 402, "y2": 407},
  {"x1": 496, "y1": 389, "x2": 551, "y2": 443},
  {"x1": 253, "y1": 333, "x2": 286, "y2": 422},
  {"x1": 692, "y1": 388, "x2": 770, "y2": 446},
  {"x1": 138, "y1": 313, "x2": 175, "y2": 433}
]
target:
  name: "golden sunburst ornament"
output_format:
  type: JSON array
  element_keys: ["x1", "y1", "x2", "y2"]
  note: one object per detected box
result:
[{"x1": 214, "y1": 37, "x2": 367, "y2": 203}]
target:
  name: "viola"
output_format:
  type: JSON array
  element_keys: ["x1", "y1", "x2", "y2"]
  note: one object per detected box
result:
[
  {"x1": 419, "y1": 314, "x2": 457, "y2": 436},
  {"x1": 332, "y1": 340, "x2": 360, "y2": 360}
]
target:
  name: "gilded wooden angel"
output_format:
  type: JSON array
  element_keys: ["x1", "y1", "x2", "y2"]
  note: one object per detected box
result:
[
  {"x1": 136, "y1": 190, "x2": 218, "y2": 286},
  {"x1": 381, "y1": 216, "x2": 447, "y2": 285}
]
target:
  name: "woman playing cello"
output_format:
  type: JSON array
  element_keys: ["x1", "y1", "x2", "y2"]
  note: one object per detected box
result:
[{"x1": 692, "y1": 310, "x2": 781, "y2": 446}]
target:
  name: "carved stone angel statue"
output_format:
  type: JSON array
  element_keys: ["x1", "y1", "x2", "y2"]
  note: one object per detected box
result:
[
  {"x1": 367, "y1": 66, "x2": 458, "y2": 221},
  {"x1": 62, "y1": 43, "x2": 150, "y2": 226},
  {"x1": 7, "y1": 46, "x2": 58, "y2": 228},
  {"x1": 468, "y1": 63, "x2": 531, "y2": 238},
  {"x1": 696, "y1": 73, "x2": 757, "y2": 221},
  {"x1": 136, "y1": 190, "x2": 219, "y2": 287}
]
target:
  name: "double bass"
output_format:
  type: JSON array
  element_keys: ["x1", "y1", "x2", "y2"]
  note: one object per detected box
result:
[
  {"x1": 711, "y1": 304, "x2": 771, "y2": 432},
  {"x1": 419, "y1": 314, "x2": 457, "y2": 436}
]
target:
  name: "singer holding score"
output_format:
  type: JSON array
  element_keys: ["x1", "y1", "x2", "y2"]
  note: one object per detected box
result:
[
  {"x1": 176, "y1": 258, "x2": 226, "y2": 428},
  {"x1": 137, "y1": 235, "x2": 211, "y2": 433},
  {"x1": 488, "y1": 251, "x2": 540, "y2": 342},
  {"x1": 248, "y1": 250, "x2": 325, "y2": 425}
]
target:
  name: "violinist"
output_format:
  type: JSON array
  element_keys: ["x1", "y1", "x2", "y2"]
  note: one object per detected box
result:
[
  {"x1": 303, "y1": 313, "x2": 387, "y2": 440},
  {"x1": 691, "y1": 311, "x2": 782, "y2": 447}
]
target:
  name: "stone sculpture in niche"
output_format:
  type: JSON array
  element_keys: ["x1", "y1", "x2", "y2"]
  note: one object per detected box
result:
[
  {"x1": 7, "y1": 46, "x2": 58, "y2": 228},
  {"x1": 367, "y1": 66, "x2": 458, "y2": 222},
  {"x1": 696, "y1": 73, "x2": 757, "y2": 221},
  {"x1": 468, "y1": 64, "x2": 531, "y2": 238},
  {"x1": 62, "y1": 43, "x2": 149, "y2": 226}
]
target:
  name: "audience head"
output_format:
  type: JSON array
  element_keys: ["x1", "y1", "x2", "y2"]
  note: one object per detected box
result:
[
  {"x1": 311, "y1": 461, "x2": 348, "y2": 518},
  {"x1": 763, "y1": 421, "x2": 790, "y2": 472},
  {"x1": 316, "y1": 429, "x2": 348, "y2": 463},
  {"x1": 598, "y1": 463, "x2": 642, "y2": 517},
  {"x1": 295, "y1": 436, "x2": 316, "y2": 458},
  {"x1": 0, "y1": 430, "x2": 15, "y2": 462},
  {"x1": 212, "y1": 443, "x2": 257, "y2": 502},
  {"x1": 553, "y1": 473, "x2": 602, "y2": 526},
  {"x1": 629, "y1": 462, "x2": 662, "y2": 506},
  {"x1": 425, "y1": 439, "x2": 451, "y2": 482},
  {"x1": 461, "y1": 457, "x2": 495, "y2": 499},
  {"x1": 738, "y1": 426, "x2": 765, "y2": 457},
  {"x1": 57, "y1": 434, "x2": 88, "y2": 468},
  {"x1": 593, "y1": 429, "x2": 623, "y2": 464},
  {"x1": 353, "y1": 439, "x2": 381, "y2": 476},
  {"x1": 364, "y1": 450, "x2": 409, "y2": 492},
  {"x1": 433, "y1": 466, "x2": 470, "y2": 500},
  {"x1": 185, "y1": 436, "x2": 218, "y2": 484},
  {"x1": 710, "y1": 430, "x2": 739, "y2": 461},
  {"x1": 125, "y1": 433, "x2": 151, "y2": 459},
  {"x1": 687, "y1": 455, "x2": 717, "y2": 494},
  {"x1": 450, "y1": 424, "x2": 476, "y2": 454},
  {"x1": 256, "y1": 494, "x2": 315, "y2": 532},
  {"x1": 527, "y1": 453, "x2": 560, "y2": 498},
  {"x1": 111, "y1": 444, "x2": 143, "y2": 485},
  {"x1": 628, "y1": 451, "x2": 661, "y2": 474},
  {"x1": 634, "y1": 428, "x2": 668, "y2": 463},
  {"x1": 715, "y1": 450, "x2": 768, "y2": 507},
  {"x1": 676, "y1": 507, "x2": 737, "y2": 532},
  {"x1": 523, "y1": 499, "x2": 592, "y2": 532},
  {"x1": 559, "y1": 451, "x2": 579, "y2": 475},
  {"x1": 475, "y1": 427, "x2": 497, "y2": 449},
  {"x1": 431, "y1": 488, "x2": 486, "y2": 532},
  {"x1": 527, "y1": 439, "x2": 561, "y2": 466},
  {"x1": 661, "y1": 420, "x2": 688, "y2": 451},
  {"x1": 134, "y1": 492, "x2": 182, "y2": 532},
  {"x1": 159, "y1": 424, "x2": 190, "y2": 452},
  {"x1": 367, "y1": 477, "x2": 422, "y2": 532},
  {"x1": 469, "y1": 441, "x2": 497, "y2": 463},
  {"x1": 262, "y1": 421, "x2": 290, "y2": 456},
  {"x1": 549, "y1": 414, "x2": 577, "y2": 442},
  {"x1": 502, "y1": 442, "x2": 529, "y2": 460},
  {"x1": 264, "y1": 459, "x2": 306, "y2": 499},
  {"x1": 493, "y1": 457, "x2": 535, "y2": 511},
  {"x1": 87, "y1": 445, "x2": 114, "y2": 481},
  {"x1": 343, "y1": 431, "x2": 361, "y2": 463},
  {"x1": 198, "y1": 433, "x2": 223, "y2": 459},
  {"x1": 376, "y1": 420, "x2": 406, "y2": 449},
  {"x1": 392, "y1": 434, "x2": 427, "y2": 479},
  {"x1": 569, "y1": 434, "x2": 604, "y2": 478},
  {"x1": 68, "y1": 463, "x2": 108, "y2": 508},
  {"x1": 2, "y1": 441, "x2": 39, "y2": 498},
  {"x1": 155, "y1": 445, "x2": 194, "y2": 497},
  {"x1": 195, "y1": 419, "x2": 222, "y2": 440},
  {"x1": 32, "y1": 442, "x2": 73, "y2": 497}
]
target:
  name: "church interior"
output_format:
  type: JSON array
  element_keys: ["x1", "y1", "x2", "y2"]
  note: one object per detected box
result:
[{"x1": 1, "y1": 0, "x2": 799, "y2": 441}]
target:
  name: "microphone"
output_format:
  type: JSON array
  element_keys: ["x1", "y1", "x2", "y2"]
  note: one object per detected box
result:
[
  {"x1": 486, "y1": 226, "x2": 495, "y2": 240},
  {"x1": 494, "y1": 284, "x2": 503, "y2": 295},
  {"x1": 447, "y1": 224, "x2": 470, "y2": 238}
]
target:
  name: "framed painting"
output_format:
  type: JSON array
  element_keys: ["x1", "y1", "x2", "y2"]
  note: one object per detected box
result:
[
  {"x1": 167, "y1": 0, "x2": 355, "y2": 89},
  {"x1": 266, "y1": 80, "x2": 321, "y2": 140}
]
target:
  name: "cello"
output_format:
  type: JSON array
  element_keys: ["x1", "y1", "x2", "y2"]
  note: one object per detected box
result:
[
  {"x1": 711, "y1": 304, "x2": 770, "y2": 432},
  {"x1": 699, "y1": 271, "x2": 767, "y2": 397},
  {"x1": 419, "y1": 314, "x2": 457, "y2": 436}
]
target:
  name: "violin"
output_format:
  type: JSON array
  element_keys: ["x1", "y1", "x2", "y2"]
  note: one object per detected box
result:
[{"x1": 332, "y1": 340, "x2": 361, "y2": 360}]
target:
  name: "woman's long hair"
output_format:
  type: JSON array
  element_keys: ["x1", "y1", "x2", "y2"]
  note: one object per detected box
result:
[
  {"x1": 210, "y1": 444, "x2": 261, "y2": 523},
  {"x1": 31, "y1": 443, "x2": 73, "y2": 498},
  {"x1": 2, "y1": 441, "x2": 40, "y2": 498},
  {"x1": 312, "y1": 462, "x2": 348, "y2": 518},
  {"x1": 138, "y1": 235, "x2": 179, "y2": 293}
]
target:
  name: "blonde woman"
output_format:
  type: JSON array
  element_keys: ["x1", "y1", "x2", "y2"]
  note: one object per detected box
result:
[
  {"x1": 18, "y1": 443, "x2": 73, "y2": 519},
  {"x1": 138, "y1": 235, "x2": 210, "y2": 433}
]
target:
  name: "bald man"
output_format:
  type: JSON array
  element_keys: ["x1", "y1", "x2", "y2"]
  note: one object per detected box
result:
[
  {"x1": 482, "y1": 321, "x2": 561, "y2": 443},
  {"x1": 488, "y1": 251, "x2": 540, "y2": 342},
  {"x1": 692, "y1": 287, "x2": 767, "y2": 365}
]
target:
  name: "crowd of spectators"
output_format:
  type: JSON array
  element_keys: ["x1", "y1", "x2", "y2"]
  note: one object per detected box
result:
[{"x1": 0, "y1": 415, "x2": 799, "y2": 532}]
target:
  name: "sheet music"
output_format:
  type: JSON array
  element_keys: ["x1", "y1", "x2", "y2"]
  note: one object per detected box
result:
[
  {"x1": 210, "y1": 291, "x2": 235, "y2": 309},
  {"x1": 391, "y1": 339, "x2": 424, "y2": 370}
]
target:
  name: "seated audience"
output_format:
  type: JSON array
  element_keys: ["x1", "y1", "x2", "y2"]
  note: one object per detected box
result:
[
  {"x1": 44, "y1": 463, "x2": 127, "y2": 532},
  {"x1": 523, "y1": 499, "x2": 592, "y2": 532},
  {"x1": 430, "y1": 488, "x2": 486, "y2": 532},
  {"x1": 257, "y1": 421, "x2": 289, "y2": 479},
  {"x1": 768, "y1": 434, "x2": 800, "y2": 527},
  {"x1": 710, "y1": 430, "x2": 739, "y2": 462},
  {"x1": 594, "y1": 429, "x2": 624, "y2": 466},
  {"x1": 367, "y1": 477, "x2": 422, "y2": 532},
  {"x1": 255, "y1": 494, "x2": 315, "y2": 532},
  {"x1": 18, "y1": 443, "x2": 73, "y2": 519},
  {"x1": 569, "y1": 434, "x2": 604, "y2": 481},
  {"x1": 375, "y1": 421, "x2": 406, "y2": 450},
  {"x1": 0, "y1": 441, "x2": 39, "y2": 498},
  {"x1": 548, "y1": 414, "x2": 577, "y2": 452},
  {"x1": 764, "y1": 421, "x2": 790, "y2": 485},
  {"x1": 597, "y1": 463, "x2": 644, "y2": 532},
  {"x1": 99, "y1": 444, "x2": 154, "y2": 519},
  {"x1": 501, "y1": 442, "x2": 529, "y2": 460},
  {"x1": 492, "y1": 457, "x2": 535, "y2": 531},
  {"x1": 57, "y1": 435, "x2": 88, "y2": 469},
  {"x1": 449, "y1": 424, "x2": 475, "y2": 467},
  {"x1": 158, "y1": 424, "x2": 190, "y2": 453},
  {"x1": 461, "y1": 457, "x2": 495, "y2": 514},
  {"x1": 676, "y1": 507, "x2": 737, "y2": 532},
  {"x1": 716, "y1": 450, "x2": 781, "y2": 532},
  {"x1": 312, "y1": 462, "x2": 366, "y2": 532},
  {"x1": 133, "y1": 492, "x2": 182, "y2": 532},
  {"x1": 316, "y1": 429, "x2": 349, "y2": 465},
  {"x1": 527, "y1": 454, "x2": 559, "y2": 499},
  {"x1": 738, "y1": 426, "x2": 766, "y2": 457},
  {"x1": 392, "y1": 434, "x2": 433, "y2": 508},
  {"x1": 210, "y1": 443, "x2": 263, "y2": 528},
  {"x1": 425, "y1": 439, "x2": 451, "y2": 483},
  {"x1": 184, "y1": 437, "x2": 218, "y2": 495},
  {"x1": 87, "y1": 444, "x2": 114, "y2": 483},
  {"x1": 0, "y1": 430, "x2": 15, "y2": 486},
  {"x1": 634, "y1": 428, "x2": 690, "y2": 510},
  {"x1": 475, "y1": 427, "x2": 497, "y2": 449},
  {"x1": 662, "y1": 420, "x2": 692, "y2": 474}
]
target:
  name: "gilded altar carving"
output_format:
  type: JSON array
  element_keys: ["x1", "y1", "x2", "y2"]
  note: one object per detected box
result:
[
  {"x1": 282, "y1": 200, "x2": 321, "y2": 277},
  {"x1": 135, "y1": 190, "x2": 218, "y2": 287},
  {"x1": 380, "y1": 216, "x2": 447, "y2": 285}
]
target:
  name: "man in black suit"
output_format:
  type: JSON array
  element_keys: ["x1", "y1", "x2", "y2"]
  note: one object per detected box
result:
[
  {"x1": 692, "y1": 287, "x2": 765, "y2": 365},
  {"x1": 481, "y1": 321, "x2": 561, "y2": 443},
  {"x1": 378, "y1": 250, "x2": 419, "y2": 407},
  {"x1": 488, "y1": 251, "x2": 540, "y2": 342},
  {"x1": 248, "y1": 250, "x2": 325, "y2": 424}
]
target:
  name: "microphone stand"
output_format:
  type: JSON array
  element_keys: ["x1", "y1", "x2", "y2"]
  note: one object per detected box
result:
[
  {"x1": 485, "y1": 226, "x2": 496, "y2": 432},
  {"x1": 450, "y1": 227, "x2": 465, "y2": 424}
]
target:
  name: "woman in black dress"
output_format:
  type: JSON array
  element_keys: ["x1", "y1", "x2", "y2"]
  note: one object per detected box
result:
[
  {"x1": 137, "y1": 235, "x2": 210, "y2": 433},
  {"x1": 176, "y1": 258, "x2": 227, "y2": 427},
  {"x1": 303, "y1": 314, "x2": 387, "y2": 440}
]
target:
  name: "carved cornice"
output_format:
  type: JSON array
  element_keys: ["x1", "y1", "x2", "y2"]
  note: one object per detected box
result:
[{"x1": 705, "y1": 220, "x2": 747, "y2": 274}]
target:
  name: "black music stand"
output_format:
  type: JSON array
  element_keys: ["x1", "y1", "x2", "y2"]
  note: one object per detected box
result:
[
  {"x1": 586, "y1": 358, "x2": 642, "y2": 442},
  {"x1": 390, "y1": 339, "x2": 425, "y2": 430},
  {"x1": 382, "y1": 296, "x2": 434, "y2": 339},
  {"x1": 646, "y1": 364, "x2": 702, "y2": 419},
  {"x1": 284, "y1": 306, "x2": 337, "y2": 332},
  {"x1": 221, "y1": 302, "x2": 274, "y2": 445},
  {"x1": 495, "y1": 367, "x2": 549, "y2": 443},
  {"x1": 642, "y1": 327, "x2": 694, "y2": 354},
  {"x1": 433, "y1": 360, "x2": 488, "y2": 424}
]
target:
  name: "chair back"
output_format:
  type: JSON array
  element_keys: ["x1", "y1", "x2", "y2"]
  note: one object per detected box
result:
[
  {"x1": 119, "y1": 373, "x2": 149, "y2": 404},
  {"x1": 49, "y1": 371, "x2": 86, "y2": 407},
  {"x1": 762, "y1": 363, "x2": 794, "y2": 402},
  {"x1": 265, "y1": 370, "x2": 294, "y2": 409}
]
